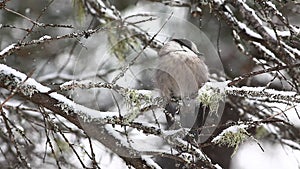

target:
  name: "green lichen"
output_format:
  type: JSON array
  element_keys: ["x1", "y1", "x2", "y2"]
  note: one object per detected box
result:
[
  {"x1": 55, "y1": 102, "x2": 74, "y2": 115},
  {"x1": 124, "y1": 89, "x2": 151, "y2": 122},
  {"x1": 197, "y1": 85, "x2": 225, "y2": 113},
  {"x1": 213, "y1": 126, "x2": 249, "y2": 157},
  {"x1": 72, "y1": 0, "x2": 85, "y2": 24},
  {"x1": 20, "y1": 85, "x2": 38, "y2": 97},
  {"x1": 107, "y1": 25, "x2": 139, "y2": 61}
]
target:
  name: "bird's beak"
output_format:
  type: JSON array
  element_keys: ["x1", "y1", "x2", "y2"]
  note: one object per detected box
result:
[{"x1": 195, "y1": 52, "x2": 204, "y2": 57}]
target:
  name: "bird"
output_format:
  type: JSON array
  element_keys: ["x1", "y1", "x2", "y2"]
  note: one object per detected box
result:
[{"x1": 154, "y1": 38, "x2": 209, "y2": 137}]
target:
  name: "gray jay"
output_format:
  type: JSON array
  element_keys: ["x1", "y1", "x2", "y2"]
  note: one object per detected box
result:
[{"x1": 155, "y1": 38, "x2": 209, "y2": 131}]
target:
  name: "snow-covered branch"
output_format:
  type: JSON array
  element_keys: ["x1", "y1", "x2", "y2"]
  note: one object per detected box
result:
[
  {"x1": 226, "y1": 86, "x2": 300, "y2": 103},
  {"x1": 0, "y1": 64, "x2": 156, "y2": 168},
  {"x1": 0, "y1": 28, "x2": 102, "y2": 59},
  {"x1": 198, "y1": 81, "x2": 300, "y2": 104},
  {"x1": 0, "y1": 64, "x2": 221, "y2": 168}
]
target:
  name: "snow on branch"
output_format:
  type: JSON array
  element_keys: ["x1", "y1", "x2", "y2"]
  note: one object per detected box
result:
[
  {"x1": 230, "y1": 0, "x2": 276, "y2": 41},
  {"x1": 84, "y1": 0, "x2": 120, "y2": 23},
  {"x1": 226, "y1": 86, "x2": 300, "y2": 103},
  {"x1": 212, "y1": 122, "x2": 265, "y2": 157},
  {"x1": 200, "y1": 81, "x2": 300, "y2": 104},
  {"x1": 0, "y1": 28, "x2": 102, "y2": 59},
  {"x1": 263, "y1": 1, "x2": 300, "y2": 35},
  {"x1": 0, "y1": 64, "x2": 221, "y2": 168},
  {"x1": 0, "y1": 43, "x2": 16, "y2": 57},
  {"x1": 0, "y1": 64, "x2": 165, "y2": 135},
  {"x1": 1, "y1": 61, "x2": 297, "y2": 168},
  {"x1": 212, "y1": 124, "x2": 250, "y2": 156},
  {"x1": 212, "y1": 0, "x2": 300, "y2": 60},
  {"x1": 0, "y1": 63, "x2": 158, "y2": 168}
]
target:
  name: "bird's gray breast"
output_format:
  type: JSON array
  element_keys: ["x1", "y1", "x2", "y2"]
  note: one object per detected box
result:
[{"x1": 155, "y1": 51, "x2": 208, "y2": 99}]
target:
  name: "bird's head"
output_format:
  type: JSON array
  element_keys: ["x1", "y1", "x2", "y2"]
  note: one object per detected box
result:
[{"x1": 159, "y1": 38, "x2": 203, "y2": 57}]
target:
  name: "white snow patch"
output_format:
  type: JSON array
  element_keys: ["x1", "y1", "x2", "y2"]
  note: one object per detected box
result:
[
  {"x1": 0, "y1": 43, "x2": 16, "y2": 56},
  {"x1": 142, "y1": 156, "x2": 162, "y2": 169},
  {"x1": 237, "y1": 22, "x2": 262, "y2": 39},
  {"x1": 281, "y1": 41, "x2": 300, "y2": 57},
  {"x1": 226, "y1": 86, "x2": 298, "y2": 97},
  {"x1": 239, "y1": 0, "x2": 262, "y2": 25},
  {"x1": 104, "y1": 124, "x2": 130, "y2": 147},
  {"x1": 212, "y1": 124, "x2": 248, "y2": 143},
  {"x1": 38, "y1": 35, "x2": 52, "y2": 41},
  {"x1": 263, "y1": 26, "x2": 292, "y2": 39},
  {"x1": 0, "y1": 64, "x2": 50, "y2": 93},
  {"x1": 231, "y1": 141, "x2": 300, "y2": 169},
  {"x1": 252, "y1": 42, "x2": 285, "y2": 64}
]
